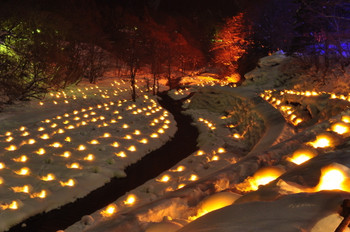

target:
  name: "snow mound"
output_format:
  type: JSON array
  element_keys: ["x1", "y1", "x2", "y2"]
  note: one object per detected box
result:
[
  {"x1": 179, "y1": 191, "x2": 350, "y2": 232},
  {"x1": 243, "y1": 51, "x2": 298, "y2": 89}
]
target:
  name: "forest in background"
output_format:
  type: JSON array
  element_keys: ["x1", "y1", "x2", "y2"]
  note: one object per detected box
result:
[{"x1": 0, "y1": 0, "x2": 349, "y2": 104}]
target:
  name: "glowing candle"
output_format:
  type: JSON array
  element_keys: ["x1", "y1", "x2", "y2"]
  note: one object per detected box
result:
[
  {"x1": 8, "y1": 201, "x2": 19, "y2": 210},
  {"x1": 40, "y1": 173, "x2": 55, "y2": 181},
  {"x1": 15, "y1": 167, "x2": 30, "y2": 175},
  {"x1": 150, "y1": 133, "x2": 158, "y2": 138},
  {"x1": 67, "y1": 162, "x2": 81, "y2": 169},
  {"x1": 11, "y1": 185, "x2": 30, "y2": 193},
  {"x1": 115, "y1": 151, "x2": 126, "y2": 158},
  {"x1": 13, "y1": 155, "x2": 28, "y2": 162},
  {"x1": 50, "y1": 142, "x2": 62, "y2": 148},
  {"x1": 5, "y1": 145, "x2": 17, "y2": 151},
  {"x1": 40, "y1": 134, "x2": 50, "y2": 139},
  {"x1": 139, "y1": 138, "x2": 148, "y2": 144},
  {"x1": 5, "y1": 136, "x2": 13, "y2": 142},
  {"x1": 103, "y1": 133, "x2": 111, "y2": 138},
  {"x1": 84, "y1": 154, "x2": 95, "y2": 161},
  {"x1": 61, "y1": 151, "x2": 71, "y2": 158},
  {"x1": 89, "y1": 139, "x2": 99, "y2": 144},
  {"x1": 77, "y1": 145, "x2": 86, "y2": 151},
  {"x1": 31, "y1": 190, "x2": 47, "y2": 199},
  {"x1": 189, "y1": 174, "x2": 198, "y2": 181},
  {"x1": 124, "y1": 194, "x2": 136, "y2": 205},
  {"x1": 124, "y1": 135, "x2": 132, "y2": 139},
  {"x1": 100, "y1": 204, "x2": 117, "y2": 217},
  {"x1": 217, "y1": 147, "x2": 226, "y2": 153},
  {"x1": 60, "y1": 179, "x2": 75, "y2": 187},
  {"x1": 36, "y1": 148, "x2": 46, "y2": 155},
  {"x1": 196, "y1": 150, "x2": 204, "y2": 156},
  {"x1": 159, "y1": 175, "x2": 170, "y2": 182}
]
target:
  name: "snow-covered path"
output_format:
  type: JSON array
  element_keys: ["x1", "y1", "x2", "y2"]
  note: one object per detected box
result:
[{"x1": 63, "y1": 85, "x2": 292, "y2": 232}]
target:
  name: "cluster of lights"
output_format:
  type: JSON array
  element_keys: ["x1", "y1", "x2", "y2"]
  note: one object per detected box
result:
[
  {"x1": 0, "y1": 82, "x2": 172, "y2": 214},
  {"x1": 260, "y1": 90, "x2": 303, "y2": 126},
  {"x1": 198, "y1": 118, "x2": 216, "y2": 130}
]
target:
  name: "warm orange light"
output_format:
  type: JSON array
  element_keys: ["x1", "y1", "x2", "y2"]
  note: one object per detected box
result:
[
  {"x1": 341, "y1": 115, "x2": 350, "y2": 123},
  {"x1": 65, "y1": 137, "x2": 71, "y2": 142},
  {"x1": 13, "y1": 155, "x2": 28, "y2": 163},
  {"x1": 128, "y1": 145, "x2": 136, "y2": 152},
  {"x1": 157, "y1": 128, "x2": 165, "y2": 134},
  {"x1": 331, "y1": 122, "x2": 349, "y2": 135},
  {"x1": 31, "y1": 190, "x2": 47, "y2": 199},
  {"x1": 211, "y1": 155, "x2": 219, "y2": 161},
  {"x1": 61, "y1": 151, "x2": 71, "y2": 158},
  {"x1": 36, "y1": 148, "x2": 46, "y2": 155},
  {"x1": 217, "y1": 147, "x2": 225, "y2": 153},
  {"x1": 0, "y1": 163, "x2": 5, "y2": 169},
  {"x1": 190, "y1": 192, "x2": 241, "y2": 220},
  {"x1": 189, "y1": 174, "x2": 198, "y2": 181},
  {"x1": 67, "y1": 125, "x2": 75, "y2": 129},
  {"x1": 40, "y1": 134, "x2": 50, "y2": 139},
  {"x1": 115, "y1": 151, "x2": 126, "y2": 158},
  {"x1": 15, "y1": 167, "x2": 30, "y2": 175},
  {"x1": 50, "y1": 142, "x2": 62, "y2": 148},
  {"x1": 60, "y1": 179, "x2": 75, "y2": 187},
  {"x1": 5, "y1": 136, "x2": 13, "y2": 142},
  {"x1": 51, "y1": 123, "x2": 58, "y2": 128},
  {"x1": 103, "y1": 133, "x2": 111, "y2": 138},
  {"x1": 8, "y1": 201, "x2": 19, "y2": 210},
  {"x1": 12, "y1": 185, "x2": 30, "y2": 193},
  {"x1": 124, "y1": 194, "x2": 136, "y2": 205},
  {"x1": 236, "y1": 166, "x2": 285, "y2": 192},
  {"x1": 124, "y1": 135, "x2": 132, "y2": 139},
  {"x1": 77, "y1": 145, "x2": 86, "y2": 151},
  {"x1": 84, "y1": 154, "x2": 95, "y2": 161},
  {"x1": 178, "y1": 184, "x2": 185, "y2": 189},
  {"x1": 233, "y1": 133, "x2": 241, "y2": 139},
  {"x1": 111, "y1": 142, "x2": 119, "y2": 147},
  {"x1": 89, "y1": 139, "x2": 99, "y2": 144},
  {"x1": 287, "y1": 149, "x2": 317, "y2": 165},
  {"x1": 158, "y1": 175, "x2": 170, "y2": 182},
  {"x1": 100, "y1": 204, "x2": 117, "y2": 217},
  {"x1": 134, "y1": 130, "x2": 141, "y2": 135},
  {"x1": 173, "y1": 166, "x2": 185, "y2": 172},
  {"x1": 150, "y1": 133, "x2": 158, "y2": 138},
  {"x1": 196, "y1": 150, "x2": 205, "y2": 156},
  {"x1": 67, "y1": 162, "x2": 81, "y2": 169},
  {"x1": 139, "y1": 138, "x2": 148, "y2": 144},
  {"x1": 5, "y1": 145, "x2": 17, "y2": 151},
  {"x1": 308, "y1": 134, "x2": 333, "y2": 148},
  {"x1": 40, "y1": 173, "x2": 55, "y2": 181},
  {"x1": 163, "y1": 124, "x2": 169, "y2": 129},
  {"x1": 315, "y1": 164, "x2": 350, "y2": 192}
]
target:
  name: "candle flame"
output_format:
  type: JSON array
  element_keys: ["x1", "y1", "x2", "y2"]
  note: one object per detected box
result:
[{"x1": 101, "y1": 204, "x2": 117, "y2": 217}]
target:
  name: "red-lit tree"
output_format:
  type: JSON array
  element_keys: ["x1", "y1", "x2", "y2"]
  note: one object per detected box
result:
[{"x1": 211, "y1": 13, "x2": 252, "y2": 82}]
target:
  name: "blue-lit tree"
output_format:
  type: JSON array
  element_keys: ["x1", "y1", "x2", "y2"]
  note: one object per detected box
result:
[{"x1": 292, "y1": 0, "x2": 350, "y2": 73}]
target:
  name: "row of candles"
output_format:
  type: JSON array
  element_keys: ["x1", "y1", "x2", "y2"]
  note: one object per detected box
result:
[{"x1": 0, "y1": 83, "x2": 172, "y2": 212}]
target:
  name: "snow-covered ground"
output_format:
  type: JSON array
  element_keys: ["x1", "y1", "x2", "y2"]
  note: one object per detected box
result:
[
  {"x1": 0, "y1": 78, "x2": 177, "y2": 231},
  {"x1": 2, "y1": 52, "x2": 350, "y2": 232}
]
